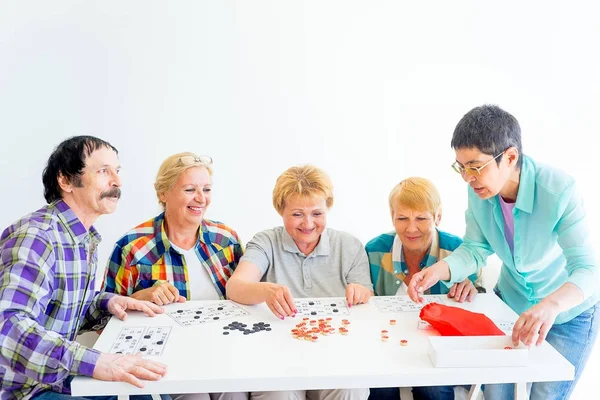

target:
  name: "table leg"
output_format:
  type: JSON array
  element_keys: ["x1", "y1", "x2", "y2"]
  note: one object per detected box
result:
[
  {"x1": 118, "y1": 396, "x2": 130, "y2": 400},
  {"x1": 515, "y1": 382, "x2": 528, "y2": 400},
  {"x1": 467, "y1": 383, "x2": 482, "y2": 400}
]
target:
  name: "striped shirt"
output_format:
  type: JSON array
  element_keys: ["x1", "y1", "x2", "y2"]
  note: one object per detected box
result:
[
  {"x1": 0, "y1": 200, "x2": 115, "y2": 400},
  {"x1": 366, "y1": 229, "x2": 481, "y2": 296},
  {"x1": 102, "y1": 213, "x2": 243, "y2": 299}
]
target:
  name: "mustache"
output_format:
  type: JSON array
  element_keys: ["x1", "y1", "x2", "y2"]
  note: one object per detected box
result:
[{"x1": 100, "y1": 187, "x2": 122, "y2": 199}]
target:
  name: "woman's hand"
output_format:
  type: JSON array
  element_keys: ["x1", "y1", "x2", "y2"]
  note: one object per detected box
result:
[
  {"x1": 264, "y1": 283, "x2": 297, "y2": 319},
  {"x1": 512, "y1": 300, "x2": 561, "y2": 347},
  {"x1": 447, "y1": 279, "x2": 478, "y2": 303},
  {"x1": 408, "y1": 261, "x2": 450, "y2": 302},
  {"x1": 131, "y1": 282, "x2": 186, "y2": 306},
  {"x1": 345, "y1": 283, "x2": 372, "y2": 307}
]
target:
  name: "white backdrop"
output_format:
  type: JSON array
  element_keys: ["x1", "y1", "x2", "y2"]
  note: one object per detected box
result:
[{"x1": 1, "y1": 1, "x2": 598, "y2": 398}]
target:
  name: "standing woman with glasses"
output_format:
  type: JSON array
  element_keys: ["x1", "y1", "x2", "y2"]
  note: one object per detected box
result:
[
  {"x1": 102, "y1": 152, "x2": 247, "y2": 400},
  {"x1": 407, "y1": 105, "x2": 599, "y2": 400}
]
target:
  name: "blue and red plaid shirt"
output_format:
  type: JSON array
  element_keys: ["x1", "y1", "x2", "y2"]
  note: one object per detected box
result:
[{"x1": 102, "y1": 213, "x2": 243, "y2": 300}]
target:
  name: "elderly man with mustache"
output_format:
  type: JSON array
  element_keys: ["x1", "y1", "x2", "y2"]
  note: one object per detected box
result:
[{"x1": 0, "y1": 136, "x2": 169, "y2": 400}]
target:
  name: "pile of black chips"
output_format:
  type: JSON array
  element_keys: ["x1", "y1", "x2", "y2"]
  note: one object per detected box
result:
[{"x1": 222, "y1": 321, "x2": 272, "y2": 335}]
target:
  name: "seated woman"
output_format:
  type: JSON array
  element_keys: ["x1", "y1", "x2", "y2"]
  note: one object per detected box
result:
[
  {"x1": 366, "y1": 177, "x2": 483, "y2": 400},
  {"x1": 102, "y1": 152, "x2": 246, "y2": 400},
  {"x1": 227, "y1": 165, "x2": 372, "y2": 400}
]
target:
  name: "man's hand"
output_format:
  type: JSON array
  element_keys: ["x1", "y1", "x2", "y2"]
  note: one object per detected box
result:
[
  {"x1": 131, "y1": 282, "x2": 186, "y2": 306},
  {"x1": 345, "y1": 283, "x2": 372, "y2": 307},
  {"x1": 107, "y1": 295, "x2": 165, "y2": 321},
  {"x1": 447, "y1": 279, "x2": 478, "y2": 303},
  {"x1": 264, "y1": 283, "x2": 296, "y2": 319},
  {"x1": 93, "y1": 353, "x2": 167, "y2": 388}
]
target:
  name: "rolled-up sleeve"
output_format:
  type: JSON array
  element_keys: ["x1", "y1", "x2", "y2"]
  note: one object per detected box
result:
[
  {"x1": 555, "y1": 183, "x2": 598, "y2": 299},
  {"x1": 443, "y1": 198, "x2": 494, "y2": 286}
]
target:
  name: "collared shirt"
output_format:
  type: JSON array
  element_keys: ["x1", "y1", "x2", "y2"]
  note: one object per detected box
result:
[
  {"x1": 366, "y1": 229, "x2": 480, "y2": 296},
  {"x1": 0, "y1": 200, "x2": 115, "y2": 400},
  {"x1": 102, "y1": 213, "x2": 243, "y2": 300},
  {"x1": 444, "y1": 155, "x2": 599, "y2": 324},
  {"x1": 240, "y1": 226, "x2": 373, "y2": 298}
]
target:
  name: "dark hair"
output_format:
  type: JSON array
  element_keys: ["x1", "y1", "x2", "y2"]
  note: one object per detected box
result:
[
  {"x1": 451, "y1": 104, "x2": 523, "y2": 169},
  {"x1": 42, "y1": 136, "x2": 118, "y2": 203}
]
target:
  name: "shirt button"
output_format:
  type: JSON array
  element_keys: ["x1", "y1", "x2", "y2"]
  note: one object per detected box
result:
[
  {"x1": 515, "y1": 236, "x2": 521, "y2": 241},
  {"x1": 396, "y1": 280, "x2": 400, "y2": 285}
]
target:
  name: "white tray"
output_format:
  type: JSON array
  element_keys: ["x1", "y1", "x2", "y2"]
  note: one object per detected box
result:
[{"x1": 428, "y1": 335, "x2": 528, "y2": 368}]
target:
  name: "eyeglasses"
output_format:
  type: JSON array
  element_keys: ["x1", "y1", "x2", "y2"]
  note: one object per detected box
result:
[
  {"x1": 451, "y1": 151, "x2": 504, "y2": 176},
  {"x1": 177, "y1": 155, "x2": 213, "y2": 166}
]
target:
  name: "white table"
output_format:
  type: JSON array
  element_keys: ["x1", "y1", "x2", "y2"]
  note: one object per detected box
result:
[{"x1": 71, "y1": 294, "x2": 573, "y2": 399}]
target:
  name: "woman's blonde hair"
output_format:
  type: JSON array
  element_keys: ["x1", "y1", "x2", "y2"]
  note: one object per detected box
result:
[
  {"x1": 272, "y1": 165, "x2": 334, "y2": 215},
  {"x1": 154, "y1": 152, "x2": 213, "y2": 209},
  {"x1": 388, "y1": 177, "x2": 442, "y2": 217}
]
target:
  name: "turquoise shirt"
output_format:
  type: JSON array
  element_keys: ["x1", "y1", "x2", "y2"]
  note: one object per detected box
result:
[{"x1": 444, "y1": 155, "x2": 599, "y2": 324}]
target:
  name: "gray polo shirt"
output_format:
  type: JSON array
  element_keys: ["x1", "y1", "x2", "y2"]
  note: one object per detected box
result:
[{"x1": 240, "y1": 226, "x2": 373, "y2": 298}]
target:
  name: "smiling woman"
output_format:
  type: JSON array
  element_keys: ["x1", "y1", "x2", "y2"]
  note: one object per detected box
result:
[
  {"x1": 366, "y1": 176, "x2": 483, "y2": 400},
  {"x1": 226, "y1": 164, "x2": 373, "y2": 400},
  {"x1": 102, "y1": 152, "x2": 243, "y2": 302},
  {"x1": 101, "y1": 151, "x2": 247, "y2": 400}
]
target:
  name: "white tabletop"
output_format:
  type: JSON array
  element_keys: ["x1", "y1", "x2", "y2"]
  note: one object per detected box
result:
[{"x1": 71, "y1": 294, "x2": 574, "y2": 396}]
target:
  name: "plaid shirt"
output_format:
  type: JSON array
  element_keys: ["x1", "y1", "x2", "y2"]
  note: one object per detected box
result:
[
  {"x1": 102, "y1": 213, "x2": 243, "y2": 299},
  {"x1": 366, "y1": 229, "x2": 482, "y2": 296},
  {"x1": 0, "y1": 200, "x2": 115, "y2": 400}
]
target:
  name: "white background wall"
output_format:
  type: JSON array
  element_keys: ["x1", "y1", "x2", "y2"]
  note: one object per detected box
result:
[{"x1": 1, "y1": 1, "x2": 598, "y2": 398}]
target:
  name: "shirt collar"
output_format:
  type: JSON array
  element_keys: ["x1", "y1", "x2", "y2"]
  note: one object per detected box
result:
[
  {"x1": 53, "y1": 199, "x2": 101, "y2": 245},
  {"x1": 154, "y1": 212, "x2": 172, "y2": 253},
  {"x1": 198, "y1": 219, "x2": 209, "y2": 244},
  {"x1": 155, "y1": 213, "x2": 206, "y2": 254},
  {"x1": 394, "y1": 229, "x2": 440, "y2": 269},
  {"x1": 427, "y1": 229, "x2": 440, "y2": 261},
  {"x1": 282, "y1": 227, "x2": 330, "y2": 256},
  {"x1": 486, "y1": 155, "x2": 535, "y2": 214},
  {"x1": 514, "y1": 155, "x2": 535, "y2": 214}
]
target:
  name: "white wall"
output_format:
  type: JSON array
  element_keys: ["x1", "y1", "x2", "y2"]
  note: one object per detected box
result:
[{"x1": 1, "y1": 1, "x2": 598, "y2": 398}]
